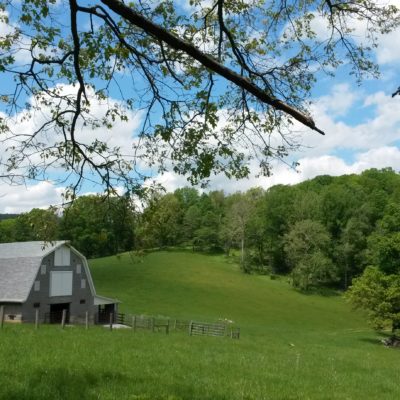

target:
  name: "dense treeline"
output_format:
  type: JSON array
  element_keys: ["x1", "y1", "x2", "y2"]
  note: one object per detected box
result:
[
  {"x1": 138, "y1": 168, "x2": 400, "y2": 291},
  {"x1": 0, "y1": 195, "x2": 135, "y2": 259},
  {"x1": 1, "y1": 168, "x2": 400, "y2": 292}
]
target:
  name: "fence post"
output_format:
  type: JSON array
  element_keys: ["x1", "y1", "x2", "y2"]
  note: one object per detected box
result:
[
  {"x1": 35, "y1": 309, "x2": 39, "y2": 330},
  {"x1": 85, "y1": 311, "x2": 89, "y2": 330},
  {"x1": 0, "y1": 306, "x2": 4, "y2": 329},
  {"x1": 189, "y1": 320, "x2": 193, "y2": 336},
  {"x1": 61, "y1": 309, "x2": 66, "y2": 329},
  {"x1": 132, "y1": 315, "x2": 136, "y2": 332},
  {"x1": 109, "y1": 313, "x2": 113, "y2": 331}
]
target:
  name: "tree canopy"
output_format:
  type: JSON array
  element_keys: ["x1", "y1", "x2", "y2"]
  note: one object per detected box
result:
[{"x1": 1, "y1": 0, "x2": 399, "y2": 195}]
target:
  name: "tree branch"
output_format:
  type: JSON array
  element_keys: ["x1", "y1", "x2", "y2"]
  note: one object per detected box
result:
[{"x1": 101, "y1": 0, "x2": 324, "y2": 135}]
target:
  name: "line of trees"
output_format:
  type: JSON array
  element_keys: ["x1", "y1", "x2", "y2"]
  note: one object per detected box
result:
[
  {"x1": 0, "y1": 195, "x2": 135, "y2": 258},
  {"x1": 1, "y1": 167, "x2": 400, "y2": 292},
  {"x1": 138, "y1": 168, "x2": 400, "y2": 290}
]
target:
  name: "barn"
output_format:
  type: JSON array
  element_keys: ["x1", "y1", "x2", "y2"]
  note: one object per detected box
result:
[{"x1": 0, "y1": 241, "x2": 119, "y2": 324}]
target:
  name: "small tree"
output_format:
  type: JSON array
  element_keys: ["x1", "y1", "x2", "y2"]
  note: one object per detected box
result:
[
  {"x1": 346, "y1": 266, "x2": 400, "y2": 335},
  {"x1": 291, "y1": 251, "x2": 338, "y2": 291},
  {"x1": 284, "y1": 219, "x2": 338, "y2": 290}
]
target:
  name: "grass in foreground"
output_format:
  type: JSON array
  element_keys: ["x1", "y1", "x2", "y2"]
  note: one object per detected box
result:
[{"x1": 0, "y1": 251, "x2": 399, "y2": 399}]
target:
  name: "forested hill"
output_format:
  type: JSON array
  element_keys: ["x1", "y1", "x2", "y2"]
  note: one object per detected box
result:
[
  {"x1": 137, "y1": 168, "x2": 400, "y2": 289},
  {"x1": 1, "y1": 168, "x2": 400, "y2": 290}
]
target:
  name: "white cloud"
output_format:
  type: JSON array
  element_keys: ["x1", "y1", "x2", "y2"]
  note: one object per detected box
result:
[
  {"x1": 301, "y1": 89, "x2": 400, "y2": 157},
  {"x1": 2, "y1": 82, "x2": 400, "y2": 208},
  {"x1": 1, "y1": 84, "x2": 143, "y2": 179},
  {"x1": 190, "y1": 146, "x2": 400, "y2": 194},
  {"x1": 316, "y1": 83, "x2": 359, "y2": 117},
  {"x1": 0, "y1": 10, "x2": 13, "y2": 36},
  {"x1": 0, "y1": 181, "x2": 64, "y2": 213},
  {"x1": 151, "y1": 82, "x2": 400, "y2": 194},
  {"x1": 152, "y1": 146, "x2": 400, "y2": 195}
]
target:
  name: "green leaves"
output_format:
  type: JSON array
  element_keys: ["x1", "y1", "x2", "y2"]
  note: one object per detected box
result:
[
  {"x1": 347, "y1": 266, "x2": 400, "y2": 333},
  {"x1": 1, "y1": 0, "x2": 399, "y2": 193}
]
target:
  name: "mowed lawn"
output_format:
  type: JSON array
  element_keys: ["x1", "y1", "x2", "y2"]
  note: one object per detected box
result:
[{"x1": 1, "y1": 251, "x2": 399, "y2": 400}]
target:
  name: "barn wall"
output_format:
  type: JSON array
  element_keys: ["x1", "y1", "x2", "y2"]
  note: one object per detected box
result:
[
  {"x1": 0, "y1": 303, "x2": 22, "y2": 323},
  {"x1": 22, "y1": 246, "x2": 97, "y2": 323}
]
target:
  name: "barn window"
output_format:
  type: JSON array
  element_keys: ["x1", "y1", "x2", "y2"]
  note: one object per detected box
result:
[
  {"x1": 50, "y1": 271, "x2": 73, "y2": 296},
  {"x1": 76, "y1": 264, "x2": 81, "y2": 274},
  {"x1": 54, "y1": 246, "x2": 71, "y2": 266},
  {"x1": 34, "y1": 281, "x2": 40, "y2": 291},
  {"x1": 41, "y1": 264, "x2": 46, "y2": 275},
  {"x1": 81, "y1": 279, "x2": 86, "y2": 289},
  {"x1": 33, "y1": 302, "x2": 40, "y2": 308},
  {"x1": 80, "y1": 299, "x2": 86, "y2": 304}
]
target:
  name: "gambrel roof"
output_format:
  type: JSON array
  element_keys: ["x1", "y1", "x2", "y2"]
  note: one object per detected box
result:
[
  {"x1": 0, "y1": 241, "x2": 67, "y2": 303},
  {"x1": 0, "y1": 241, "x2": 118, "y2": 305},
  {"x1": 0, "y1": 240, "x2": 119, "y2": 305}
]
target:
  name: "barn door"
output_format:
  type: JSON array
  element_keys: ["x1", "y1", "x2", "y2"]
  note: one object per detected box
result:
[{"x1": 49, "y1": 303, "x2": 70, "y2": 324}]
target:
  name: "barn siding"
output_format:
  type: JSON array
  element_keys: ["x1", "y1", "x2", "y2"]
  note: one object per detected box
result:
[
  {"x1": 0, "y1": 303, "x2": 22, "y2": 322},
  {"x1": 21, "y1": 246, "x2": 97, "y2": 323}
]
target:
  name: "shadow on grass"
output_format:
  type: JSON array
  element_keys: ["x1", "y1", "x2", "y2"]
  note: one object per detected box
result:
[
  {"x1": 358, "y1": 337, "x2": 384, "y2": 346},
  {"x1": 1, "y1": 367, "x2": 127, "y2": 400},
  {"x1": 143, "y1": 246, "x2": 226, "y2": 256},
  {"x1": 294, "y1": 286, "x2": 341, "y2": 297},
  {"x1": 358, "y1": 332, "x2": 400, "y2": 348},
  {"x1": 1, "y1": 367, "x2": 229, "y2": 400}
]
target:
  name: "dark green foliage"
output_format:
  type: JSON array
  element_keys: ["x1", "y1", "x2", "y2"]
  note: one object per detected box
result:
[
  {"x1": 135, "y1": 168, "x2": 400, "y2": 290},
  {"x1": 284, "y1": 220, "x2": 338, "y2": 290},
  {"x1": 347, "y1": 266, "x2": 400, "y2": 333},
  {"x1": 0, "y1": 213, "x2": 19, "y2": 221},
  {"x1": 4, "y1": 168, "x2": 400, "y2": 287},
  {"x1": 59, "y1": 195, "x2": 136, "y2": 257},
  {"x1": 13, "y1": 208, "x2": 59, "y2": 242}
]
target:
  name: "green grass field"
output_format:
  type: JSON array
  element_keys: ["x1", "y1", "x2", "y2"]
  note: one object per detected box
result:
[{"x1": 1, "y1": 251, "x2": 399, "y2": 399}]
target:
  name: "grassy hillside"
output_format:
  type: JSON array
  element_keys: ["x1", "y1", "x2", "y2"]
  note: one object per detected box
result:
[
  {"x1": 1, "y1": 251, "x2": 399, "y2": 400},
  {"x1": 91, "y1": 251, "x2": 365, "y2": 334}
]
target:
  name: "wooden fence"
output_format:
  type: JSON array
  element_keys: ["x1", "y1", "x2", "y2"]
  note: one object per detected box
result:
[
  {"x1": 123, "y1": 314, "x2": 240, "y2": 339},
  {"x1": 189, "y1": 321, "x2": 226, "y2": 337},
  {"x1": 0, "y1": 305, "x2": 240, "y2": 338},
  {"x1": 125, "y1": 315, "x2": 170, "y2": 334},
  {"x1": 188, "y1": 321, "x2": 240, "y2": 339}
]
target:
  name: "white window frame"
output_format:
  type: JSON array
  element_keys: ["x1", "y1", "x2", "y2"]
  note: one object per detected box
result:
[
  {"x1": 81, "y1": 279, "x2": 86, "y2": 289},
  {"x1": 49, "y1": 271, "x2": 73, "y2": 297},
  {"x1": 34, "y1": 281, "x2": 40, "y2": 291},
  {"x1": 40, "y1": 264, "x2": 46, "y2": 275},
  {"x1": 54, "y1": 246, "x2": 71, "y2": 266},
  {"x1": 76, "y1": 264, "x2": 82, "y2": 274}
]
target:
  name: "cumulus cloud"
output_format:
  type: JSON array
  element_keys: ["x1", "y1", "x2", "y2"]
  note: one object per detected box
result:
[
  {"x1": 1, "y1": 84, "x2": 144, "y2": 178},
  {"x1": 157, "y1": 146, "x2": 400, "y2": 195},
  {"x1": 4, "y1": 144, "x2": 398, "y2": 213},
  {"x1": 151, "y1": 83, "x2": 400, "y2": 194},
  {"x1": 308, "y1": 1, "x2": 400, "y2": 66},
  {"x1": 0, "y1": 181, "x2": 64, "y2": 213}
]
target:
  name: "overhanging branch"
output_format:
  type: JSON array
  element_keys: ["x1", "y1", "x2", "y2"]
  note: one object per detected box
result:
[{"x1": 101, "y1": 0, "x2": 325, "y2": 135}]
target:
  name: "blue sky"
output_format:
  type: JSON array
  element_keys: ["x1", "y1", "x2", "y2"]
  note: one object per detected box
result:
[{"x1": 0, "y1": 1, "x2": 400, "y2": 212}]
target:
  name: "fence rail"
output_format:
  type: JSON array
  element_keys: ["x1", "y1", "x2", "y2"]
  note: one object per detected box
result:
[
  {"x1": 189, "y1": 321, "x2": 226, "y2": 337},
  {"x1": 0, "y1": 307, "x2": 240, "y2": 338},
  {"x1": 121, "y1": 314, "x2": 240, "y2": 338}
]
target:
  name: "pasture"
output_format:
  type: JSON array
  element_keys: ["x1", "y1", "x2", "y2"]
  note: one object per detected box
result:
[{"x1": 0, "y1": 251, "x2": 399, "y2": 399}]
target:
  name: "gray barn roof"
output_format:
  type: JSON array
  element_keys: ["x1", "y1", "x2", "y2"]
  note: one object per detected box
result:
[
  {"x1": 0, "y1": 241, "x2": 67, "y2": 303},
  {"x1": 0, "y1": 241, "x2": 119, "y2": 305}
]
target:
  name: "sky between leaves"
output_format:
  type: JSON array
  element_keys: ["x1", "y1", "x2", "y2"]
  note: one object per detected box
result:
[{"x1": 0, "y1": 0, "x2": 400, "y2": 213}]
